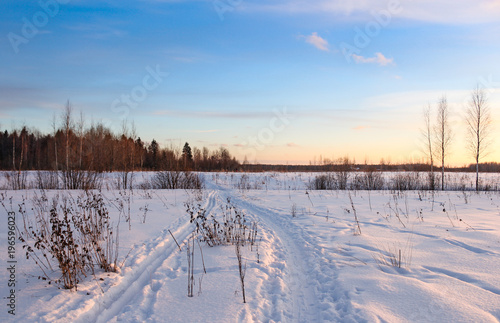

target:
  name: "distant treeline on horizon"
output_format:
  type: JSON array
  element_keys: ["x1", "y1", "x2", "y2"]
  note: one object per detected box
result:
[
  {"x1": 0, "y1": 123, "x2": 239, "y2": 172},
  {"x1": 239, "y1": 163, "x2": 500, "y2": 173},
  {"x1": 1, "y1": 103, "x2": 498, "y2": 173},
  {"x1": 2, "y1": 125, "x2": 500, "y2": 173}
]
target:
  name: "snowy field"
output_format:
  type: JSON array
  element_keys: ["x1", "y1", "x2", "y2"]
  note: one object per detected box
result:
[{"x1": 1, "y1": 172, "x2": 499, "y2": 322}]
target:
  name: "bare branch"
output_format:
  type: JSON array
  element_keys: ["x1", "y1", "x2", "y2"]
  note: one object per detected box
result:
[
  {"x1": 465, "y1": 85, "x2": 493, "y2": 190},
  {"x1": 434, "y1": 96, "x2": 452, "y2": 190}
]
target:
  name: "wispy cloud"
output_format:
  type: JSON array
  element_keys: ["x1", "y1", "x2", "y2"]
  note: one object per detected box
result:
[
  {"x1": 303, "y1": 32, "x2": 329, "y2": 51},
  {"x1": 185, "y1": 129, "x2": 220, "y2": 133},
  {"x1": 162, "y1": 48, "x2": 213, "y2": 64},
  {"x1": 66, "y1": 22, "x2": 127, "y2": 40},
  {"x1": 353, "y1": 125, "x2": 369, "y2": 131},
  {"x1": 360, "y1": 88, "x2": 500, "y2": 114},
  {"x1": 352, "y1": 52, "x2": 394, "y2": 66},
  {"x1": 152, "y1": 109, "x2": 275, "y2": 119},
  {"x1": 241, "y1": 0, "x2": 500, "y2": 24},
  {"x1": 287, "y1": 142, "x2": 300, "y2": 147}
]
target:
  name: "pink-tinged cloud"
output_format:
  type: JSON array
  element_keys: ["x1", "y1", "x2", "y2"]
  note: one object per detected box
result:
[
  {"x1": 243, "y1": 1, "x2": 500, "y2": 24},
  {"x1": 287, "y1": 142, "x2": 300, "y2": 147},
  {"x1": 353, "y1": 125, "x2": 369, "y2": 131},
  {"x1": 352, "y1": 52, "x2": 394, "y2": 66},
  {"x1": 304, "y1": 32, "x2": 329, "y2": 51},
  {"x1": 190, "y1": 129, "x2": 219, "y2": 133}
]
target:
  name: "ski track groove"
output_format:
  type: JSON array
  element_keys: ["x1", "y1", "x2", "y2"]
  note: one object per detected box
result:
[
  {"x1": 224, "y1": 187, "x2": 367, "y2": 322},
  {"x1": 212, "y1": 184, "x2": 329, "y2": 322},
  {"x1": 54, "y1": 190, "x2": 219, "y2": 323}
]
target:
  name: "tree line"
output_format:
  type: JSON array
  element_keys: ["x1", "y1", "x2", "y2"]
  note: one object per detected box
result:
[{"x1": 0, "y1": 102, "x2": 239, "y2": 173}]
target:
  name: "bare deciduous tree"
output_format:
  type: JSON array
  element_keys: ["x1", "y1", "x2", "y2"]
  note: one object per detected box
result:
[
  {"x1": 422, "y1": 104, "x2": 435, "y2": 190},
  {"x1": 434, "y1": 96, "x2": 452, "y2": 190},
  {"x1": 77, "y1": 111, "x2": 85, "y2": 170},
  {"x1": 61, "y1": 101, "x2": 74, "y2": 189},
  {"x1": 51, "y1": 113, "x2": 58, "y2": 171},
  {"x1": 119, "y1": 119, "x2": 135, "y2": 189},
  {"x1": 62, "y1": 101, "x2": 73, "y2": 174},
  {"x1": 465, "y1": 86, "x2": 492, "y2": 191},
  {"x1": 130, "y1": 121, "x2": 137, "y2": 167},
  {"x1": 11, "y1": 122, "x2": 16, "y2": 171}
]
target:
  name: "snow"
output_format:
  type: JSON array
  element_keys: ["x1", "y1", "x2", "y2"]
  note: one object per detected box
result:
[{"x1": 1, "y1": 172, "x2": 499, "y2": 322}]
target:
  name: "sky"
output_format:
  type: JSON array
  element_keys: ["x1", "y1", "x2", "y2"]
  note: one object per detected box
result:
[{"x1": 1, "y1": 0, "x2": 500, "y2": 165}]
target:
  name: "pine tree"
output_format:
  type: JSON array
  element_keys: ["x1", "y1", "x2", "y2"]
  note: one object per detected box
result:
[{"x1": 182, "y1": 142, "x2": 193, "y2": 169}]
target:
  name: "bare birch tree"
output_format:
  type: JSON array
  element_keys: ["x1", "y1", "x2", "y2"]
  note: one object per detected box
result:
[
  {"x1": 120, "y1": 120, "x2": 131, "y2": 189},
  {"x1": 465, "y1": 86, "x2": 492, "y2": 191},
  {"x1": 51, "y1": 113, "x2": 58, "y2": 171},
  {"x1": 62, "y1": 101, "x2": 73, "y2": 172},
  {"x1": 11, "y1": 122, "x2": 16, "y2": 171},
  {"x1": 61, "y1": 101, "x2": 73, "y2": 189},
  {"x1": 422, "y1": 104, "x2": 435, "y2": 189},
  {"x1": 130, "y1": 121, "x2": 137, "y2": 187},
  {"x1": 434, "y1": 96, "x2": 452, "y2": 190}
]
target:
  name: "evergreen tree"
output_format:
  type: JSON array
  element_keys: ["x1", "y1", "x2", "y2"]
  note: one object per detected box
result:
[
  {"x1": 148, "y1": 139, "x2": 159, "y2": 170},
  {"x1": 182, "y1": 142, "x2": 193, "y2": 168}
]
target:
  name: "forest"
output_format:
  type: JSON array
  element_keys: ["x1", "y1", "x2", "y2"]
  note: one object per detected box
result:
[{"x1": 0, "y1": 104, "x2": 239, "y2": 173}]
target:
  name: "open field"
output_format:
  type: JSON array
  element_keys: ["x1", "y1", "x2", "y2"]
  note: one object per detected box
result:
[{"x1": 1, "y1": 172, "x2": 499, "y2": 322}]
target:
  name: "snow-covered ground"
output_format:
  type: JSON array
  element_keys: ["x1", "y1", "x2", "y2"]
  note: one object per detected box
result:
[{"x1": 1, "y1": 172, "x2": 499, "y2": 322}]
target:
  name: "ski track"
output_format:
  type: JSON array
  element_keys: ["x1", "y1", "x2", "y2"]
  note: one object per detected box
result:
[
  {"x1": 213, "y1": 183, "x2": 364, "y2": 322},
  {"x1": 242, "y1": 205, "x2": 291, "y2": 322},
  {"x1": 40, "y1": 190, "x2": 218, "y2": 323},
  {"x1": 210, "y1": 189, "x2": 292, "y2": 322}
]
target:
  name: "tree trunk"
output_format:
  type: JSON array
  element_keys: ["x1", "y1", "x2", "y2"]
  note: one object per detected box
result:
[
  {"x1": 476, "y1": 156, "x2": 479, "y2": 191},
  {"x1": 441, "y1": 156, "x2": 444, "y2": 191},
  {"x1": 12, "y1": 135, "x2": 15, "y2": 171}
]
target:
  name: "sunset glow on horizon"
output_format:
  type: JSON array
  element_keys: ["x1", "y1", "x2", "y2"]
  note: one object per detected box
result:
[{"x1": 2, "y1": 0, "x2": 500, "y2": 166}]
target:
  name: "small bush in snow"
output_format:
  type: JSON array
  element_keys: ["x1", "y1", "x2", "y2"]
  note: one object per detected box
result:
[
  {"x1": 17, "y1": 191, "x2": 119, "y2": 289},
  {"x1": 152, "y1": 171, "x2": 203, "y2": 190},
  {"x1": 187, "y1": 198, "x2": 257, "y2": 247}
]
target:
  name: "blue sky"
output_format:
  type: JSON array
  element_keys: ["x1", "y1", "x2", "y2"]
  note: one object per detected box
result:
[{"x1": 1, "y1": 0, "x2": 500, "y2": 165}]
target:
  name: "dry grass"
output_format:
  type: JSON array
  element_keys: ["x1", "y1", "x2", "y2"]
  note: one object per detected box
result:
[{"x1": 373, "y1": 236, "x2": 413, "y2": 270}]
